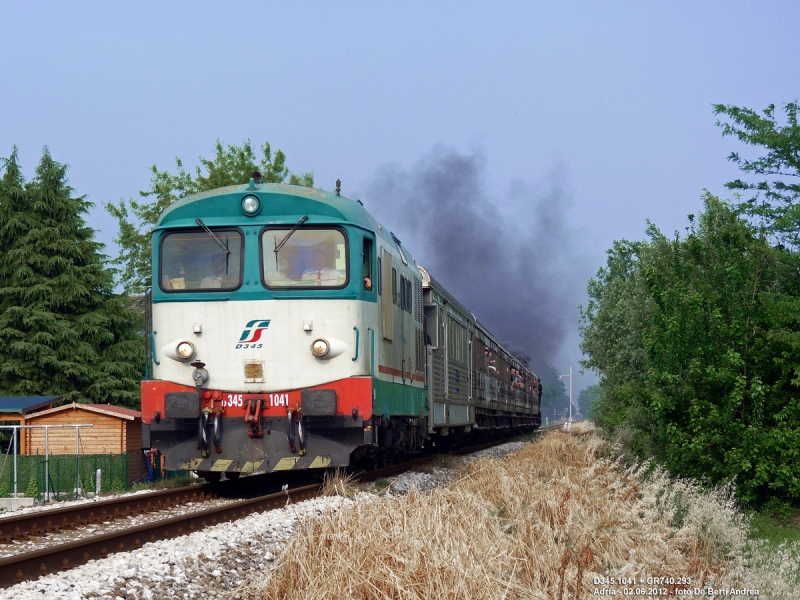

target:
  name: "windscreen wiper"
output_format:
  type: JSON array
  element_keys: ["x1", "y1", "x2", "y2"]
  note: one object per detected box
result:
[
  {"x1": 195, "y1": 218, "x2": 231, "y2": 254},
  {"x1": 274, "y1": 215, "x2": 308, "y2": 255}
]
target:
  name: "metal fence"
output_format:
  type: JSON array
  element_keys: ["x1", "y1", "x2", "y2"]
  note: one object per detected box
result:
[{"x1": 0, "y1": 453, "x2": 131, "y2": 501}]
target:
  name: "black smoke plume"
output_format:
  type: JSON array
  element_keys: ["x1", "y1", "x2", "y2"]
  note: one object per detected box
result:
[{"x1": 365, "y1": 146, "x2": 584, "y2": 375}]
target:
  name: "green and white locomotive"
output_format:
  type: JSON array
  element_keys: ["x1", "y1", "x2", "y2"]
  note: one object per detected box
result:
[{"x1": 141, "y1": 178, "x2": 540, "y2": 481}]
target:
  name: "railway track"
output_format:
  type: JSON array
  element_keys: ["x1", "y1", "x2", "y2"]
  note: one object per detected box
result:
[
  {"x1": 0, "y1": 460, "x2": 427, "y2": 588},
  {"x1": 0, "y1": 481, "x2": 317, "y2": 588},
  {"x1": 535, "y1": 423, "x2": 564, "y2": 434},
  {"x1": 0, "y1": 430, "x2": 546, "y2": 588},
  {"x1": 0, "y1": 483, "x2": 215, "y2": 546}
]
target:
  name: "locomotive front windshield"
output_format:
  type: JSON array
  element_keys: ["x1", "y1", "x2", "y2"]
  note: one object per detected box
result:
[
  {"x1": 160, "y1": 229, "x2": 243, "y2": 292},
  {"x1": 262, "y1": 228, "x2": 348, "y2": 288}
]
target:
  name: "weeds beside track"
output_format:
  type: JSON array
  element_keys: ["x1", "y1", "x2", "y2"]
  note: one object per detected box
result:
[{"x1": 244, "y1": 422, "x2": 800, "y2": 599}]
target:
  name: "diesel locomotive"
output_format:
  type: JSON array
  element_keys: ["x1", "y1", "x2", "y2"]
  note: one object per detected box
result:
[{"x1": 141, "y1": 179, "x2": 541, "y2": 482}]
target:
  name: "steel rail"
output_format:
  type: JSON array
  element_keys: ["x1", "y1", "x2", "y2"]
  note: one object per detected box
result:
[
  {"x1": 535, "y1": 424, "x2": 568, "y2": 434},
  {"x1": 0, "y1": 482, "x2": 320, "y2": 588},
  {"x1": 0, "y1": 483, "x2": 214, "y2": 544}
]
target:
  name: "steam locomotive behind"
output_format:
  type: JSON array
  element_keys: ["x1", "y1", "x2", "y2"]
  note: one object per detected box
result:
[{"x1": 141, "y1": 179, "x2": 540, "y2": 482}]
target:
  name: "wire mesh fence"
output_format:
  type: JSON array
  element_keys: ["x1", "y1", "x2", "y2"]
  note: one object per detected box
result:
[{"x1": 0, "y1": 452, "x2": 131, "y2": 501}]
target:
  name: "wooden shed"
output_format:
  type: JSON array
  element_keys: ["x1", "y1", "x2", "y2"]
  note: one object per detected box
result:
[{"x1": 24, "y1": 403, "x2": 143, "y2": 483}]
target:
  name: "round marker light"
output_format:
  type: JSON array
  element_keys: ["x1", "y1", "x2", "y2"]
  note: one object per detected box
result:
[
  {"x1": 176, "y1": 341, "x2": 195, "y2": 360},
  {"x1": 311, "y1": 339, "x2": 330, "y2": 357},
  {"x1": 241, "y1": 195, "x2": 261, "y2": 216}
]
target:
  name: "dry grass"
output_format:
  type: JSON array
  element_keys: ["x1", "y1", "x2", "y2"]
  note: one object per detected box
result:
[
  {"x1": 243, "y1": 422, "x2": 800, "y2": 599},
  {"x1": 320, "y1": 469, "x2": 360, "y2": 499}
]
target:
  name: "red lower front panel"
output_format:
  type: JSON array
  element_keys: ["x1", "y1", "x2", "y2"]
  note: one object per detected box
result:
[{"x1": 141, "y1": 377, "x2": 373, "y2": 425}]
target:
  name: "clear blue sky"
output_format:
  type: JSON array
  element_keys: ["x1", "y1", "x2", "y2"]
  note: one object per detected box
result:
[{"x1": 2, "y1": 2, "x2": 798, "y2": 394}]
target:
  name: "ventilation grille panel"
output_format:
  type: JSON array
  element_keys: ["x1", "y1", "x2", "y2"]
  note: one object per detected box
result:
[
  {"x1": 415, "y1": 328, "x2": 425, "y2": 372},
  {"x1": 414, "y1": 277, "x2": 423, "y2": 322}
]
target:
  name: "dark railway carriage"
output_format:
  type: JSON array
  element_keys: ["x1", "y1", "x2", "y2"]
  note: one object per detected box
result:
[
  {"x1": 419, "y1": 268, "x2": 541, "y2": 443},
  {"x1": 141, "y1": 180, "x2": 540, "y2": 481}
]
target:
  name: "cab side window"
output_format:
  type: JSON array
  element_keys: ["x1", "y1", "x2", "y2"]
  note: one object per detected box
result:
[{"x1": 363, "y1": 238, "x2": 374, "y2": 291}]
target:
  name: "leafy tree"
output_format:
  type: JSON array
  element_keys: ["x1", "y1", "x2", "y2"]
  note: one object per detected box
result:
[
  {"x1": 581, "y1": 195, "x2": 800, "y2": 504},
  {"x1": 576, "y1": 384, "x2": 600, "y2": 419},
  {"x1": 641, "y1": 196, "x2": 800, "y2": 503},
  {"x1": 106, "y1": 140, "x2": 314, "y2": 294},
  {"x1": 0, "y1": 147, "x2": 142, "y2": 407},
  {"x1": 580, "y1": 239, "x2": 658, "y2": 457},
  {"x1": 581, "y1": 102, "x2": 800, "y2": 504},
  {"x1": 714, "y1": 101, "x2": 800, "y2": 248}
]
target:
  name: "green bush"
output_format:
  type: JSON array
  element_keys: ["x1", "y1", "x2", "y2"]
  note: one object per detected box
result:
[{"x1": 24, "y1": 476, "x2": 37, "y2": 499}]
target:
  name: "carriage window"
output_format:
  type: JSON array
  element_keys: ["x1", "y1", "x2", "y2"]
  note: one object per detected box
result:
[
  {"x1": 262, "y1": 228, "x2": 348, "y2": 288},
  {"x1": 160, "y1": 229, "x2": 243, "y2": 292}
]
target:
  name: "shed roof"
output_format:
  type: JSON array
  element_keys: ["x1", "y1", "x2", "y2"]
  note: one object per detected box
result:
[
  {"x1": 27, "y1": 402, "x2": 141, "y2": 421},
  {"x1": 0, "y1": 396, "x2": 61, "y2": 414}
]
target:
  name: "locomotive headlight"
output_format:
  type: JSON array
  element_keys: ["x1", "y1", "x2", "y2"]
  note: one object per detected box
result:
[
  {"x1": 241, "y1": 195, "x2": 261, "y2": 216},
  {"x1": 311, "y1": 339, "x2": 330, "y2": 357},
  {"x1": 176, "y1": 341, "x2": 196, "y2": 360}
]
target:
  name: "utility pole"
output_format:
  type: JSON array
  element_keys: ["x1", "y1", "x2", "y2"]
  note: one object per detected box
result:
[{"x1": 559, "y1": 367, "x2": 573, "y2": 432}]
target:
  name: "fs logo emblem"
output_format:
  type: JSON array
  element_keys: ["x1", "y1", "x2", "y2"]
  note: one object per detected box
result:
[{"x1": 236, "y1": 320, "x2": 270, "y2": 349}]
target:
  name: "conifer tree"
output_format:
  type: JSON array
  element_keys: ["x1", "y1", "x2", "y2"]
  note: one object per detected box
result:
[{"x1": 0, "y1": 147, "x2": 142, "y2": 407}]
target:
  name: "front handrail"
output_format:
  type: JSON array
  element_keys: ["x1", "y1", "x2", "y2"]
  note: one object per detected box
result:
[
  {"x1": 367, "y1": 327, "x2": 375, "y2": 375},
  {"x1": 150, "y1": 329, "x2": 160, "y2": 366},
  {"x1": 144, "y1": 286, "x2": 153, "y2": 377},
  {"x1": 352, "y1": 326, "x2": 360, "y2": 361}
]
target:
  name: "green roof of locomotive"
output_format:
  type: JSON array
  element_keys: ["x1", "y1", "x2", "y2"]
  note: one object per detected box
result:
[{"x1": 157, "y1": 182, "x2": 374, "y2": 231}]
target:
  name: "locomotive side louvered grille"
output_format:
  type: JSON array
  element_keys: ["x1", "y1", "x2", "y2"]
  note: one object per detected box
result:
[
  {"x1": 414, "y1": 277, "x2": 423, "y2": 322},
  {"x1": 415, "y1": 328, "x2": 424, "y2": 372}
]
